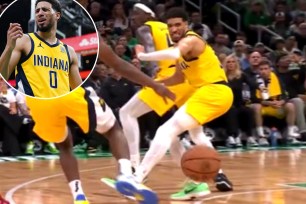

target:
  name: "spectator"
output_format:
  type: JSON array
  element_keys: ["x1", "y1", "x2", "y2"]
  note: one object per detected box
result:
[
  {"x1": 290, "y1": 0, "x2": 306, "y2": 19},
  {"x1": 154, "y1": 3, "x2": 166, "y2": 21},
  {"x1": 289, "y1": 13, "x2": 306, "y2": 34},
  {"x1": 123, "y1": 28, "x2": 138, "y2": 49},
  {"x1": 189, "y1": 11, "x2": 213, "y2": 40},
  {"x1": 212, "y1": 34, "x2": 232, "y2": 56},
  {"x1": 0, "y1": 78, "x2": 22, "y2": 156},
  {"x1": 117, "y1": 35, "x2": 133, "y2": 59},
  {"x1": 231, "y1": 40, "x2": 250, "y2": 70},
  {"x1": 223, "y1": 55, "x2": 258, "y2": 147},
  {"x1": 100, "y1": 68, "x2": 136, "y2": 118},
  {"x1": 268, "y1": 11, "x2": 290, "y2": 37},
  {"x1": 293, "y1": 22, "x2": 306, "y2": 50},
  {"x1": 284, "y1": 35, "x2": 299, "y2": 53},
  {"x1": 244, "y1": 51, "x2": 263, "y2": 83},
  {"x1": 275, "y1": 54, "x2": 306, "y2": 137},
  {"x1": 253, "y1": 60, "x2": 300, "y2": 144},
  {"x1": 114, "y1": 43, "x2": 131, "y2": 61},
  {"x1": 112, "y1": 3, "x2": 129, "y2": 32}
]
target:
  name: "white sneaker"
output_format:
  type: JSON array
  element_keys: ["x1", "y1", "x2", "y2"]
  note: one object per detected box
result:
[
  {"x1": 115, "y1": 175, "x2": 158, "y2": 203},
  {"x1": 258, "y1": 137, "x2": 269, "y2": 146},
  {"x1": 235, "y1": 137, "x2": 242, "y2": 147},
  {"x1": 226, "y1": 136, "x2": 236, "y2": 147},
  {"x1": 247, "y1": 136, "x2": 258, "y2": 147},
  {"x1": 288, "y1": 127, "x2": 300, "y2": 138},
  {"x1": 288, "y1": 137, "x2": 301, "y2": 145}
]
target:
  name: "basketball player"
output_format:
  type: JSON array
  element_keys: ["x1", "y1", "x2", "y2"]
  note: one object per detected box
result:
[
  {"x1": 0, "y1": 0, "x2": 81, "y2": 98},
  {"x1": 115, "y1": 7, "x2": 234, "y2": 201},
  {"x1": 22, "y1": 38, "x2": 174, "y2": 204},
  {"x1": 113, "y1": 3, "x2": 233, "y2": 197}
]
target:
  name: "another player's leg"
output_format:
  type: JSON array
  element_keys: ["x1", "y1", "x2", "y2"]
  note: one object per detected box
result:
[
  {"x1": 119, "y1": 94, "x2": 152, "y2": 169},
  {"x1": 188, "y1": 127, "x2": 233, "y2": 192},
  {"x1": 169, "y1": 137, "x2": 211, "y2": 200},
  {"x1": 56, "y1": 127, "x2": 88, "y2": 204},
  {"x1": 116, "y1": 105, "x2": 201, "y2": 201}
]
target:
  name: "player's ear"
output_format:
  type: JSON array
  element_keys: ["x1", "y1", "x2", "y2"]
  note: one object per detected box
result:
[{"x1": 56, "y1": 12, "x2": 61, "y2": 21}]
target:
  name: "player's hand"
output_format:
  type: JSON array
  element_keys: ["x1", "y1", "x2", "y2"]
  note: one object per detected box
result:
[
  {"x1": 152, "y1": 82, "x2": 176, "y2": 102},
  {"x1": 6, "y1": 23, "x2": 23, "y2": 51},
  {"x1": 135, "y1": 44, "x2": 145, "y2": 56}
]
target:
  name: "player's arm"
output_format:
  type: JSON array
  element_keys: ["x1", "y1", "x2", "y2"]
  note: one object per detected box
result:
[
  {"x1": 136, "y1": 35, "x2": 204, "y2": 61},
  {"x1": 157, "y1": 61, "x2": 185, "y2": 86},
  {"x1": 99, "y1": 37, "x2": 175, "y2": 101},
  {"x1": 67, "y1": 45, "x2": 82, "y2": 89},
  {"x1": 0, "y1": 23, "x2": 24, "y2": 80},
  {"x1": 136, "y1": 25, "x2": 159, "y2": 75}
]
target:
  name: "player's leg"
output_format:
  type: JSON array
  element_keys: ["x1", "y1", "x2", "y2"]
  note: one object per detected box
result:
[
  {"x1": 119, "y1": 93, "x2": 153, "y2": 168},
  {"x1": 55, "y1": 127, "x2": 88, "y2": 204}
]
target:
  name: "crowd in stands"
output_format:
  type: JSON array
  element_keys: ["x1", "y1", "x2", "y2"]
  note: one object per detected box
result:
[{"x1": 1, "y1": 0, "x2": 306, "y2": 155}]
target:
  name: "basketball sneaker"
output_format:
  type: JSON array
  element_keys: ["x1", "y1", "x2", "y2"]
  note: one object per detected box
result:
[
  {"x1": 115, "y1": 175, "x2": 158, "y2": 204},
  {"x1": 214, "y1": 173, "x2": 233, "y2": 192},
  {"x1": 170, "y1": 181, "x2": 210, "y2": 200},
  {"x1": 74, "y1": 194, "x2": 89, "y2": 204},
  {"x1": 101, "y1": 177, "x2": 136, "y2": 201}
]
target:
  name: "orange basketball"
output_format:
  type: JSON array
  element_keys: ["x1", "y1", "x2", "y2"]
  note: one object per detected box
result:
[{"x1": 181, "y1": 145, "x2": 221, "y2": 182}]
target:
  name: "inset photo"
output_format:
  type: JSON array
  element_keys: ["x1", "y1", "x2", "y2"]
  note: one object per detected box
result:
[{"x1": 0, "y1": 0, "x2": 99, "y2": 99}]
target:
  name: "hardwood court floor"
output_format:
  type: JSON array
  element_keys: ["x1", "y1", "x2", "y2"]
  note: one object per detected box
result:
[{"x1": 1, "y1": 149, "x2": 306, "y2": 204}]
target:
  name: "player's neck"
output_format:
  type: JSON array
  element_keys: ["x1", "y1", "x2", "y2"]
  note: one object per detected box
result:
[{"x1": 37, "y1": 29, "x2": 57, "y2": 45}]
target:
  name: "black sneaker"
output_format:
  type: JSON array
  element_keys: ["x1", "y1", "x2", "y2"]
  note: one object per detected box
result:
[{"x1": 214, "y1": 173, "x2": 233, "y2": 192}]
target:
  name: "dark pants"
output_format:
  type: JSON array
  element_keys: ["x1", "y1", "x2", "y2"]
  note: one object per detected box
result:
[
  {"x1": 0, "y1": 106, "x2": 23, "y2": 156},
  {"x1": 207, "y1": 106, "x2": 255, "y2": 138}
]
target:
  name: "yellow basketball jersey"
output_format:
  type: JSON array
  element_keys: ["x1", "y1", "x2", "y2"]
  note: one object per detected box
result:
[
  {"x1": 145, "y1": 21, "x2": 174, "y2": 78},
  {"x1": 177, "y1": 30, "x2": 227, "y2": 87},
  {"x1": 16, "y1": 32, "x2": 70, "y2": 98}
]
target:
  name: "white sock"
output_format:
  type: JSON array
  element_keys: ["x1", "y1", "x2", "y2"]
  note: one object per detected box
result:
[
  {"x1": 170, "y1": 138, "x2": 186, "y2": 167},
  {"x1": 288, "y1": 126, "x2": 295, "y2": 134},
  {"x1": 119, "y1": 95, "x2": 151, "y2": 169},
  {"x1": 69, "y1": 180, "x2": 85, "y2": 200},
  {"x1": 256, "y1": 126, "x2": 264, "y2": 137},
  {"x1": 118, "y1": 159, "x2": 132, "y2": 175},
  {"x1": 218, "y1": 169, "x2": 223, "y2": 174}
]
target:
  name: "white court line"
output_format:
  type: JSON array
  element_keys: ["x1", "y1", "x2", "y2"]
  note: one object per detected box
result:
[
  {"x1": 201, "y1": 188, "x2": 301, "y2": 201},
  {"x1": 4, "y1": 159, "x2": 172, "y2": 204},
  {"x1": 5, "y1": 165, "x2": 115, "y2": 204},
  {"x1": 277, "y1": 183, "x2": 306, "y2": 190}
]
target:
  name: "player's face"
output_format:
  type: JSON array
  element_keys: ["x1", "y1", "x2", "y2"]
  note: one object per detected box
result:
[
  {"x1": 167, "y1": 18, "x2": 188, "y2": 43},
  {"x1": 35, "y1": 2, "x2": 59, "y2": 32},
  {"x1": 131, "y1": 9, "x2": 147, "y2": 29}
]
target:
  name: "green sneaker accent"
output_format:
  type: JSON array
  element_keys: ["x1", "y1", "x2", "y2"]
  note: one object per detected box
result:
[
  {"x1": 44, "y1": 143, "x2": 59, "y2": 154},
  {"x1": 25, "y1": 141, "x2": 34, "y2": 155},
  {"x1": 101, "y1": 178, "x2": 116, "y2": 189},
  {"x1": 170, "y1": 182, "x2": 210, "y2": 200}
]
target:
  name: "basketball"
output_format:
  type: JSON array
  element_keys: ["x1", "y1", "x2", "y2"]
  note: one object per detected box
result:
[{"x1": 181, "y1": 145, "x2": 221, "y2": 182}]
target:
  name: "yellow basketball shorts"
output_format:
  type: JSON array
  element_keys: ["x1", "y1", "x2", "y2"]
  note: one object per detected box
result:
[
  {"x1": 26, "y1": 87, "x2": 116, "y2": 143},
  {"x1": 137, "y1": 81, "x2": 196, "y2": 116},
  {"x1": 261, "y1": 106, "x2": 285, "y2": 119},
  {"x1": 185, "y1": 83, "x2": 233, "y2": 125}
]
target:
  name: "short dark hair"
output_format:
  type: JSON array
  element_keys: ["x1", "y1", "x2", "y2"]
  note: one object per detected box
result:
[
  {"x1": 165, "y1": 7, "x2": 188, "y2": 21},
  {"x1": 258, "y1": 59, "x2": 271, "y2": 67},
  {"x1": 35, "y1": 0, "x2": 62, "y2": 14}
]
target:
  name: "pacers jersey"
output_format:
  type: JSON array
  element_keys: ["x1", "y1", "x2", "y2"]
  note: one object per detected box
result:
[
  {"x1": 16, "y1": 32, "x2": 70, "y2": 98},
  {"x1": 145, "y1": 21, "x2": 174, "y2": 78},
  {"x1": 177, "y1": 31, "x2": 227, "y2": 87}
]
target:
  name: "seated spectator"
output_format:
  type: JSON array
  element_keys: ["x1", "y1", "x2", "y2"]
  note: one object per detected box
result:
[
  {"x1": 275, "y1": 54, "x2": 306, "y2": 138},
  {"x1": 123, "y1": 28, "x2": 138, "y2": 49},
  {"x1": 252, "y1": 60, "x2": 300, "y2": 145},
  {"x1": 267, "y1": 11, "x2": 290, "y2": 37},
  {"x1": 212, "y1": 34, "x2": 232, "y2": 56},
  {"x1": 114, "y1": 43, "x2": 131, "y2": 61},
  {"x1": 112, "y1": 3, "x2": 129, "y2": 32},
  {"x1": 231, "y1": 40, "x2": 250, "y2": 70},
  {"x1": 223, "y1": 55, "x2": 258, "y2": 147},
  {"x1": 284, "y1": 35, "x2": 299, "y2": 53},
  {"x1": 293, "y1": 22, "x2": 306, "y2": 50},
  {"x1": 289, "y1": 13, "x2": 306, "y2": 34},
  {"x1": 0, "y1": 78, "x2": 22, "y2": 156},
  {"x1": 244, "y1": 51, "x2": 263, "y2": 83},
  {"x1": 117, "y1": 35, "x2": 133, "y2": 59},
  {"x1": 100, "y1": 68, "x2": 136, "y2": 118},
  {"x1": 290, "y1": 0, "x2": 306, "y2": 19},
  {"x1": 189, "y1": 11, "x2": 213, "y2": 40}
]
